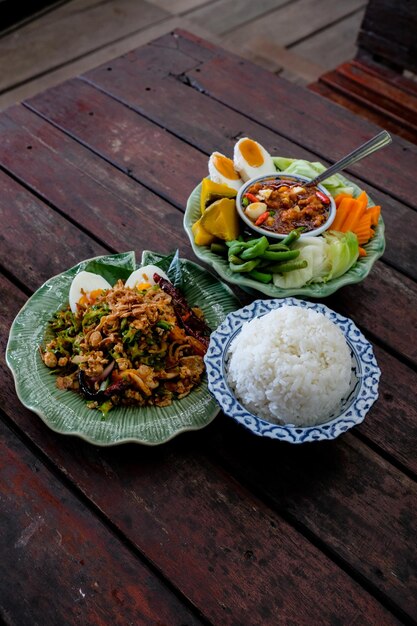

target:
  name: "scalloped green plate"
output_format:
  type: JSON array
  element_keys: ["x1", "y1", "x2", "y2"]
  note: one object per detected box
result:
[
  {"x1": 184, "y1": 161, "x2": 385, "y2": 298},
  {"x1": 6, "y1": 251, "x2": 240, "y2": 446}
]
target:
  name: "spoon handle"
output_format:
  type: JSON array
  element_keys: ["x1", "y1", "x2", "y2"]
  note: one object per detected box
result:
[{"x1": 309, "y1": 130, "x2": 392, "y2": 186}]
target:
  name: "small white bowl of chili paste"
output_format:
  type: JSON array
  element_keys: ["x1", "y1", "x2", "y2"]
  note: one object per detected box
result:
[{"x1": 236, "y1": 173, "x2": 336, "y2": 239}]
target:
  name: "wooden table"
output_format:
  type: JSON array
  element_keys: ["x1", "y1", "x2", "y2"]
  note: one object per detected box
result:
[{"x1": 1, "y1": 30, "x2": 416, "y2": 626}]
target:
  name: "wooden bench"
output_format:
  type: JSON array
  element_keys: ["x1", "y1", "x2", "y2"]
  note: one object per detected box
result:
[{"x1": 309, "y1": 0, "x2": 417, "y2": 144}]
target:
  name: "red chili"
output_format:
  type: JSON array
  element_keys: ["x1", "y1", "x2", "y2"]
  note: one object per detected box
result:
[
  {"x1": 255, "y1": 211, "x2": 270, "y2": 226},
  {"x1": 316, "y1": 190, "x2": 330, "y2": 204},
  {"x1": 244, "y1": 192, "x2": 259, "y2": 204}
]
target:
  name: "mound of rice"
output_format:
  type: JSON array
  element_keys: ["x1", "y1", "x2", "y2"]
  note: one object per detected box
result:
[{"x1": 226, "y1": 306, "x2": 352, "y2": 426}]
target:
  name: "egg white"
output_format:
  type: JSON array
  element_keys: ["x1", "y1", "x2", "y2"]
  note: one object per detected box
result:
[
  {"x1": 208, "y1": 151, "x2": 243, "y2": 191},
  {"x1": 233, "y1": 138, "x2": 276, "y2": 182},
  {"x1": 124, "y1": 265, "x2": 169, "y2": 289},
  {"x1": 69, "y1": 271, "x2": 112, "y2": 314}
]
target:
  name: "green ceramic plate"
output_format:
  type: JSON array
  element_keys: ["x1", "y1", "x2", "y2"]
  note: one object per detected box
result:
[
  {"x1": 6, "y1": 251, "x2": 240, "y2": 446},
  {"x1": 184, "y1": 160, "x2": 385, "y2": 298}
]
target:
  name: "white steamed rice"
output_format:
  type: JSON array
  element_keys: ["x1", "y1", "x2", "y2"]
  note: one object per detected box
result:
[{"x1": 226, "y1": 306, "x2": 352, "y2": 426}]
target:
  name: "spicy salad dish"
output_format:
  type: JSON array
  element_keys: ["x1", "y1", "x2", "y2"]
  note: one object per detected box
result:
[
  {"x1": 184, "y1": 137, "x2": 385, "y2": 297},
  {"x1": 41, "y1": 265, "x2": 210, "y2": 416}
]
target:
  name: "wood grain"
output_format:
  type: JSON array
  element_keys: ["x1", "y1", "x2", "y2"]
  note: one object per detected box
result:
[
  {"x1": 0, "y1": 105, "x2": 188, "y2": 258},
  {"x1": 224, "y1": 0, "x2": 366, "y2": 49},
  {"x1": 290, "y1": 9, "x2": 364, "y2": 72},
  {"x1": 0, "y1": 420, "x2": 204, "y2": 626},
  {"x1": 309, "y1": 81, "x2": 417, "y2": 145},
  {"x1": 186, "y1": 0, "x2": 290, "y2": 36},
  {"x1": 25, "y1": 78, "x2": 208, "y2": 209},
  {"x1": 205, "y1": 417, "x2": 417, "y2": 619},
  {"x1": 0, "y1": 0, "x2": 169, "y2": 92},
  {"x1": 0, "y1": 169, "x2": 105, "y2": 290}
]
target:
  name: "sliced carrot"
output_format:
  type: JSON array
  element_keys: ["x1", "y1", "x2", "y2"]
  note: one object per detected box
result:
[
  {"x1": 367, "y1": 205, "x2": 381, "y2": 227},
  {"x1": 355, "y1": 213, "x2": 372, "y2": 244},
  {"x1": 355, "y1": 190, "x2": 369, "y2": 210},
  {"x1": 331, "y1": 191, "x2": 381, "y2": 247},
  {"x1": 340, "y1": 202, "x2": 366, "y2": 232},
  {"x1": 334, "y1": 192, "x2": 352, "y2": 207},
  {"x1": 358, "y1": 246, "x2": 367, "y2": 257},
  {"x1": 331, "y1": 198, "x2": 355, "y2": 230}
]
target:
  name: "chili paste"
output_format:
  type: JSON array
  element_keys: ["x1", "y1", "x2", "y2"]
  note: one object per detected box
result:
[{"x1": 243, "y1": 177, "x2": 330, "y2": 235}]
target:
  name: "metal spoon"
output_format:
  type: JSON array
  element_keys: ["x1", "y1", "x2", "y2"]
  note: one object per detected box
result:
[{"x1": 308, "y1": 130, "x2": 392, "y2": 186}]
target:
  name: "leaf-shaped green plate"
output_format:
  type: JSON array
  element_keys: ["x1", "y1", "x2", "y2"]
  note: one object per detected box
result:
[
  {"x1": 184, "y1": 162, "x2": 385, "y2": 298},
  {"x1": 6, "y1": 252, "x2": 240, "y2": 446}
]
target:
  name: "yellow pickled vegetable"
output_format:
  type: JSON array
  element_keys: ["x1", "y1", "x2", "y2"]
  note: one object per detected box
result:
[
  {"x1": 200, "y1": 178, "x2": 237, "y2": 214},
  {"x1": 200, "y1": 198, "x2": 239, "y2": 241},
  {"x1": 192, "y1": 219, "x2": 216, "y2": 246}
]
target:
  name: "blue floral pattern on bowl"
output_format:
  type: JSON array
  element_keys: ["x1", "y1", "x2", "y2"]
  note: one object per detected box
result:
[{"x1": 204, "y1": 298, "x2": 380, "y2": 443}]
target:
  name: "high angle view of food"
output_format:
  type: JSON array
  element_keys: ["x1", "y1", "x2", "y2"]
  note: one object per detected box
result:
[{"x1": 1, "y1": 3, "x2": 416, "y2": 625}]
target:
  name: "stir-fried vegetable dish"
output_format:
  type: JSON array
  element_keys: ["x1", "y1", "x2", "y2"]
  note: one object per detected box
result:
[{"x1": 40, "y1": 274, "x2": 210, "y2": 415}]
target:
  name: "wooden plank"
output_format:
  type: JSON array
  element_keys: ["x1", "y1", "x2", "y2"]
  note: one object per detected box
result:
[
  {"x1": 224, "y1": 0, "x2": 366, "y2": 49},
  {"x1": 82, "y1": 50, "x2": 417, "y2": 280},
  {"x1": 23, "y1": 78, "x2": 417, "y2": 368},
  {"x1": 0, "y1": 170, "x2": 105, "y2": 290},
  {"x1": 0, "y1": 420, "x2": 204, "y2": 626},
  {"x1": 0, "y1": 16, "x2": 193, "y2": 112},
  {"x1": 309, "y1": 81, "x2": 417, "y2": 145},
  {"x1": 24, "y1": 78, "x2": 209, "y2": 209},
  {"x1": 150, "y1": 0, "x2": 213, "y2": 14},
  {"x1": 0, "y1": 0, "x2": 169, "y2": 93},
  {"x1": 168, "y1": 30, "x2": 417, "y2": 208},
  {"x1": 0, "y1": 105, "x2": 189, "y2": 258},
  {"x1": 321, "y1": 63, "x2": 417, "y2": 121},
  {"x1": 290, "y1": 9, "x2": 364, "y2": 72},
  {"x1": 244, "y1": 39, "x2": 324, "y2": 81},
  {"x1": 0, "y1": 276, "x2": 404, "y2": 624},
  {"x1": 325, "y1": 262, "x2": 417, "y2": 367},
  {"x1": 359, "y1": 344, "x2": 417, "y2": 475},
  {"x1": 205, "y1": 416, "x2": 417, "y2": 619},
  {"x1": 186, "y1": 0, "x2": 289, "y2": 36}
]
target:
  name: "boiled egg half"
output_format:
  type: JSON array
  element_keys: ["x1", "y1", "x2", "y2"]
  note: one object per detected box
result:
[
  {"x1": 124, "y1": 265, "x2": 169, "y2": 291},
  {"x1": 69, "y1": 271, "x2": 112, "y2": 314},
  {"x1": 233, "y1": 137, "x2": 276, "y2": 181},
  {"x1": 208, "y1": 151, "x2": 243, "y2": 191}
]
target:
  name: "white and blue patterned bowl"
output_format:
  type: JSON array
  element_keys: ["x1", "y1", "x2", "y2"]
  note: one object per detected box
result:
[{"x1": 204, "y1": 298, "x2": 380, "y2": 443}]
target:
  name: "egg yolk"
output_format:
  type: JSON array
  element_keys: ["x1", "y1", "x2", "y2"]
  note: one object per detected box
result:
[
  {"x1": 79, "y1": 288, "x2": 104, "y2": 306},
  {"x1": 213, "y1": 154, "x2": 240, "y2": 180},
  {"x1": 240, "y1": 139, "x2": 264, "y2": 167},
  {"x1": 137, "y1": 282, "x2": 151, "y2": 291}
]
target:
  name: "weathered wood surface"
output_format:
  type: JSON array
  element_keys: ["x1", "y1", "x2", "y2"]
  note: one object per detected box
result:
[
  {"x1": 0, "y1": 0, "x2": 367, "y2": 111},
  {"x1": 0, "y1": 0, "x2": 169, "y2": 93},
  {"x1": 1, "y1": 29, "x2": 416, "y2": 626},
  {"x1": 0, "y1": 419, "x2": 205, "y2": 626}
]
